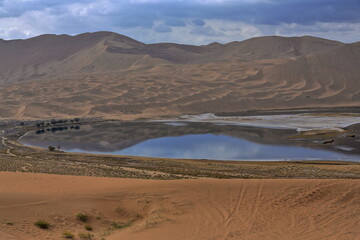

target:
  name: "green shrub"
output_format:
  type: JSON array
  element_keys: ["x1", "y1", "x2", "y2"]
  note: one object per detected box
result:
[
  {"x1": 78, "y1": 232, "x2": 94, "y2": 240},
  {"x1": 84, "y1": 224, "x2": 93, "y2": 231},
  {"x1": 48, "y1": 146, "x2": 56, "y2": 151},
  {"x1": 62, "y1": 231, "x2": 75, "y2": 239},
  {"x1": 111, "y1": 221, "x2": 131, "y2": 229},
  {"x1": 76, "y1": 212, "x2": 88, "y2": 222},
  {"x1": 34, "y1": 220, "x2": 50, "y2": 229}
]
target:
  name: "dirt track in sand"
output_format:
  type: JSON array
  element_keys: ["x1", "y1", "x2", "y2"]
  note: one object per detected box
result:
[{"x1": 0, "y1": 172, "x2": 359, "y2": 240}]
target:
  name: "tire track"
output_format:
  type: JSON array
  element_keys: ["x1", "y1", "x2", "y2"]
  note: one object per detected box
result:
[
  {"x1": 245, "y1": 179, "x2": 264, "y2": 235},
  {"x1": 219, "y1": 180, "x2": 249, "y2": 240},
  {"x1": 1, "y1": 130, "x2": 17, "y2": 157}
]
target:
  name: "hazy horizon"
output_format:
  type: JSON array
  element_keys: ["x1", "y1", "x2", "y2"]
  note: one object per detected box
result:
[{"x1": 0, "y1": 31, "x2": 355, "y2": 45}]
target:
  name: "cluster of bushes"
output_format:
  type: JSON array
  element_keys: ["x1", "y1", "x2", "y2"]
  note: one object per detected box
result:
[
  {"x1": 35, "y1": 118, "x2": 81, "y2": 128},
  {"x1": 35, "y1": 129, "x2": 46, "y2": 134},
  {"x1": 62, "y1": 231, "x2": 94, "y2": 240},
  {"x1": 50, "y1": 118, "x2": 80, "y2": 125},
  {"x1": 35, "y1": 212, "x2": 95, "y2": 239},
  {"x1": 33, "y1": 210, "x2": 141, "y2": 240}
]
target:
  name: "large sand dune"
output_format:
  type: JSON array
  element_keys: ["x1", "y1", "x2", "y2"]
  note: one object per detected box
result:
[
  {"x1": 0, "y1": 172, "x2": 358, "y2": 240},
  {"x1": 0, "y1": 32, "x2": 359, "y2": 119}
]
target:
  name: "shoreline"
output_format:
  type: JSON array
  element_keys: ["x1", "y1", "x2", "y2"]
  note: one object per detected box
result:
[
  {"x1": 1, "y1": 112, "x2": 360, "y2": 179},
  {"x1": 17, "y1": 113, "x2": 360, "y2": 162}
]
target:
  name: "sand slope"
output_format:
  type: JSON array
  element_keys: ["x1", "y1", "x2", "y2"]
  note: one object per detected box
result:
[
  {"x1": 0, "y1": 32, "x2": 359, "y2": 119},
  {"x1": 0, "y1": 172, "x2": 359, "y2": 240}
]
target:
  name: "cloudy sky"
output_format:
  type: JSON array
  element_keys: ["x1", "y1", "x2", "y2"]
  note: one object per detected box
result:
[{"x1": 0, "y1": 0, "x2": 359, "y2": 44}]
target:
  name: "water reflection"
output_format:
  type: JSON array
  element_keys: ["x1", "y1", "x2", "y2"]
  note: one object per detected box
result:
[
  {"x1": 36, "y1": 125, "x2": 81, "y2": 134},
  {"x1": 112, "y1": 134, "x2": 354, "y2": 160},
  {"x1": 20, "y1": 121, "x2": 360, "y2": 161}
]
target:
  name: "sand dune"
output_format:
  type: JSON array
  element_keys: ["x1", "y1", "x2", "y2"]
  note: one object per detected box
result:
[
  {"x1": 0, "y1": 32, "x2": 359, "y2": 119},
  {"x1": 0, "y1": 172, "x2": 358, "y2": 240}
]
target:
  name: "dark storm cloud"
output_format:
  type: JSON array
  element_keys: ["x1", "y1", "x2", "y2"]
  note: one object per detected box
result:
[
  {"x1": 154, "y1": 24, "x2": 172, "y2": 33},
  {"x1": 2, "y1": 0, "x2": 359, "y2": 25},
  {"x1": 96, "y1": 0, "x2": 360, "y2": 26},
  {"x1": 164, "y1": 18, "x2": 186, "y2": 27},
  {"x1": 190, "y1": 25, "x2": 224, "y2": 36},
  {"x1": 192, "y1": 19, "x2": 206, "y2": 26},
  {"x1": 0, "y1": 0, "x2": 359, "y2": 43},
  {"x1": 0, "y1": 0, "x2": 92, "y2": 18},
  {"x1": 254, "y1": 0, "x2": 360, "y2": 25}
]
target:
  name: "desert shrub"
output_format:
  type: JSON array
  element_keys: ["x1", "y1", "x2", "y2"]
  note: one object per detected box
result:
[
  {"x1": 76, "y1": 212, "x2": 88, "y2": 222},
  {"x1": 78, "y1": 232, "x2": 94, "y2": 240},
  {"x1": 111, "y1": 221, "x2": 122, "y2": 229},
  {"x1": 48, "y1": 146, "x2": 56, "y2": 151},
  {"x1": 34, "y1": 220, "x2": 50, "y2": 229},
  {"x1": 111, "y1": 221, "x2": 131, "y2": 229},
  {"x1": 84, "y1": 224, "x2": 93, "y2": 231},
  {"x1": 62, "y1": 231, "x2": 75, "y2": 239},
  {"x1": 36, "y1": 129, "x2": 45, "y2": 134}
]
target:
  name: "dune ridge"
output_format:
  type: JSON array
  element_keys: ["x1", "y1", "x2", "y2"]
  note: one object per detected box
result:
[{"x1": 0, "y1": 32, "x2": 359, "y2": 119}]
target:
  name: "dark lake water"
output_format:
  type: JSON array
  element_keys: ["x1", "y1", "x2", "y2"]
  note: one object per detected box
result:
[{"x1": 19, "y1": 121, "x2": 360, "y2": 162}]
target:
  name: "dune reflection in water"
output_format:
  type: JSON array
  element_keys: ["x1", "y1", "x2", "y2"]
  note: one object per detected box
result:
[{"x1": 20, "y1": 121, "x2": 360, "y2": 161}]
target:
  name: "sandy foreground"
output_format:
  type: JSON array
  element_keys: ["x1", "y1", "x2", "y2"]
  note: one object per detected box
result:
[{"x1": 0, "y1": 172, "x2": 359, "y2": 240}]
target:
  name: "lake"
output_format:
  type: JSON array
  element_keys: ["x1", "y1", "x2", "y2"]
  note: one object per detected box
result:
[{"x1": 19, "y1": 121, "x2": 360, "y2": 162}]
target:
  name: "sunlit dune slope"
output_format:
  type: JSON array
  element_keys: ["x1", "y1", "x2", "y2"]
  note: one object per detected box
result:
[{"x1": 0, "y1": 32, "x2": 358, "y2": 119}]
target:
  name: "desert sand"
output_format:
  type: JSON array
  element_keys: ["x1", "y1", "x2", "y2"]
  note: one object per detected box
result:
[
  {"x1": 0, "y1": 32, "x2": 359, "y2": 119},
  {"x1": 0, "y1": 172, "x2": 359, "y2": 240}
]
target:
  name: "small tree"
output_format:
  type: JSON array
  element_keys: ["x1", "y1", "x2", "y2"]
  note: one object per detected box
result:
[
  {"x1": 34, "y1": 220, "x2": 50, "y2": 229},
  {"x1": 48, "y1": 146, "x2": 56, "y2": 151},
  {"x1": 76, "y1": 212, "x2": 88, "y2": 222},
  {"x1": 63, "y1": 231, "x2": 75, "y2": 239}
]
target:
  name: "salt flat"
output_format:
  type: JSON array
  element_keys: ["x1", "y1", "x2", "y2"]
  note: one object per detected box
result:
[{"x1": 178, "y1": 113, "x2": 360, "y2": 131}]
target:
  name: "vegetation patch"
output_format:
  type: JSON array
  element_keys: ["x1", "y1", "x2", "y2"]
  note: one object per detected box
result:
[
  {"x1": 111, "y1": 220, "x2": 132, "y2": 229},
  {"x1": 76, "y1": 212, "x2": 89, "y2": 222},
  {"x1": 62, "y1": 231, "x2": 75, "y2": 239},
  {"x1": 102, "y1": 217, "x2": 138, "y2": 237},
  {"x1": 78, "y1": 232, "x2": 94, "y2": 240},
  {"x1": 48, "y1": 146, "x2": 56, "y2": 151},
  {"x1": 84, "y1": 224, "x2": 93, "y2": 231},
  {"x1": 34, "y1": 220, "x2": 50, "y2": 229}
]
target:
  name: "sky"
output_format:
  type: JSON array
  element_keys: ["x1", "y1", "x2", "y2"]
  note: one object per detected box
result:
[{"x1": 0, "y1": 0, "x2": 359, "y2": 45}]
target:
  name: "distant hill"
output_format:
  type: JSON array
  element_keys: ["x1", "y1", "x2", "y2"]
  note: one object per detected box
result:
[{"x1": 0, "y1": 32, "x2": 358, "y2": 119}]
